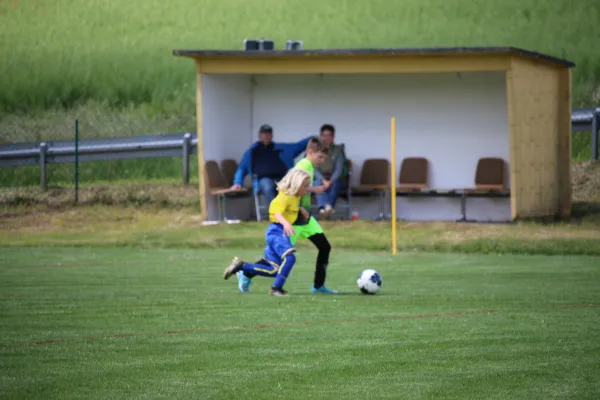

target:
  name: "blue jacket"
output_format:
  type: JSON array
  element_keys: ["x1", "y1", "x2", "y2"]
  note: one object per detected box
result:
[{"x1": 233, "y1": 136, "x2": 312, "y2": 193}]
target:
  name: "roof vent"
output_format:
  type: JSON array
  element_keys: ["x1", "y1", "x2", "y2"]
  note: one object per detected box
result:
[
  {"x1": 286, "y1": 40, "x2": 303, "y2": 50},
  {"x1": 243, "y1": 37, "x2": 275, "y2": 51}
]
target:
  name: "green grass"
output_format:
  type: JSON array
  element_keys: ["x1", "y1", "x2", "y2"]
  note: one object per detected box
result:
[
  {"x1": 1, "y1": 0, "x2": 599, "y2": 112},
  {"x1": 1, "y1": 0, "x2": 599, "y2": 185},
  {"x1": 2, "y1": 206, "x2": 600, "y2": 256},
  {"x1": 0, "y1": 156, "x2": 199, "y2": 188},
  {"x1": 1, "y1": 247, "x2": 599, "y2": 399},
  {"x1": 572, "y1": 132, "x2": 600, "y2": 161}
]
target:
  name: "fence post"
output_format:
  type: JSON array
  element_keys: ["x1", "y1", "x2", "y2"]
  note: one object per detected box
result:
[
  {"x1": 592, "y1": 108, "x2": 599, "y2": 161},
  {"x1": 182, "y1": 133, "x2": 191, "y2": 185},
  {"x1": 39, "y1": 142, "x2": 48, "y2": 190}
]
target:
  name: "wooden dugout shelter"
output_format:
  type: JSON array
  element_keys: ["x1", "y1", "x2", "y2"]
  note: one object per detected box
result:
[{"x1": 173, "y1": 46, "x2": 575, "y2": 222}]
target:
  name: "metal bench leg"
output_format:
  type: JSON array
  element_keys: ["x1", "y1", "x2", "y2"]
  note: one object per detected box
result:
[
  {"x1": 373, "y1": 191, "x2": 386, "y2": 221},
  {"x1": 347, "y1": 193, "x2": 352, "y2": 220},
  {"x1": 456, "y1": 191, "x2": 476, "y2": 223},
  {"x1": 254, "y1": 193, "x2": 262, "y2": 222},
  {"x1": 222, "y1": 195, "x2": 228, "y2": 221},
  {"x1": 217, "y1": 195, "x2": 224, "y2": 221}
]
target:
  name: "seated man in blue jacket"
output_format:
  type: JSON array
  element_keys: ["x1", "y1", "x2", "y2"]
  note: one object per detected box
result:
[{"x1": 230, "y1": 124, "x2": 312, "y2": 206}]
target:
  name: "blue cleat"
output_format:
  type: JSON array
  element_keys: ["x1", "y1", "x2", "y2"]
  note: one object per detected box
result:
[
  {"x1": 311, "y1": 285, "x2": 339, "y2": 294},
  {"x1": 237, "y1": 270, "x2": 252, "y2": 293}
]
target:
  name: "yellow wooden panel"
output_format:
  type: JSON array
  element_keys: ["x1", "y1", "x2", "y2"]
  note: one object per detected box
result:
[
  {"x1": 506, "y1": 67, "x2": 519, "y2": 219},
  {"x1": 196, "y1": 66, "x2": 207, "y2": 220},
  {"x1": 194, "y1": 54, "x2": 510, "y2": 74},
  {"x1": 557, "y1": 68, "x2": 572, "y2": 218},
  {"x1": 507, "y1": 57, "x2": 564, "y2": 219}
]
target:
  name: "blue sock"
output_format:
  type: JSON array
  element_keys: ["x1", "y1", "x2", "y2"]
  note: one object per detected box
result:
[
  {"x1": 272, "y1": 253, "x2": 296, "y2": 289},
  {"x1": 242, "y1": 261, "x2": 278, "y2": 278}
]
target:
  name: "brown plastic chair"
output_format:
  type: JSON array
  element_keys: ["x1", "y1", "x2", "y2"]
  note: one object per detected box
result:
[
  {"x1": 220, "y1": 159, "x2": 239, "y2": 187},
  {"x1": 397, "y1": 157, "x2": 429, "y2": 193},
  {"x1": 204, "y1": 160, "x2": 248, "y2": 221},
  {"x1": 351, "y1": 158, "x2": 390, "y2": 220},
  {"x1": 465, "y1": 157, "x2": 510, "y2": 194},
  {"x1": 352, "y1": 159, "x2": 390, "y2": 192}
]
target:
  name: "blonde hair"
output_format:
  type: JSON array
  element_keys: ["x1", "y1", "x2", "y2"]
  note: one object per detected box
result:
[{"x1": 276, "y1": 168, "x2": 311, "y2": 196}]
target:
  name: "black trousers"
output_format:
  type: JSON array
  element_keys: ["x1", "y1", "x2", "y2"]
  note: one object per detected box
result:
[{"x1": 308, "y1": 233, "x2": 331, "y2": 288}]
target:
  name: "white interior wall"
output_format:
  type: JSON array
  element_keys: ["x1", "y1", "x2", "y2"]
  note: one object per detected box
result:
[
  {"x1": 251, "y1": 72, "x2": 511, "y2": 221},
  {"x1": 202, "y1": 74, "x2": 253, "y2": 221}
]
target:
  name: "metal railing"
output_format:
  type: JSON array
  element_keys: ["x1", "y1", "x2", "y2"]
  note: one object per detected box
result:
[
  {"x1": 0, "y1": 132, "x2": 197, "y2": 188},
  {"x1": 1, "y1": 107, "x2": 598, "y2": 189}
]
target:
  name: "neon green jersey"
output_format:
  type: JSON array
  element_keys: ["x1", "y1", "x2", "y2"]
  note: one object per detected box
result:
[{"x1": 294, "y1": 158, "x2": 314, "y2": 213}]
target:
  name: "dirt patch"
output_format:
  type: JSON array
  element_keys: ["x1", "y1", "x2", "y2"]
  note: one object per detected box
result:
[
  {"x1": 572, "y1": 160, "x2": 600, "y2": 203},
  {"x1": 0, "y1": 205, "x2": 202, "y2": 233},
  {"x1": 1, "y1": 162, "x2": 600, "y2": 237},
  {"x1": 0, "y1": 183, "x2": 199, "y2": 209},
  {"x1": 436, "y1": 224, "x2": 600, "y2": 243}
]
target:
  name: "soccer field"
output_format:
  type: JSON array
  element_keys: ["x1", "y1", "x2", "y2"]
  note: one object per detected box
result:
[{"x1": 1, "y1": 247, "x2": 599, "y2": 399}]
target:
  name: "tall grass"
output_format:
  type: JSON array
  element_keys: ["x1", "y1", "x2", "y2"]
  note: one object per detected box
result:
[{"x1": 0, "y1": 0, "x2": 599, "y2": 112}]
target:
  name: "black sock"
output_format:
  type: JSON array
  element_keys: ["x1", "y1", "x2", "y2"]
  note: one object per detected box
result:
[{"x1": 308, "y1": 233, "x2": 331, "y2": 288}]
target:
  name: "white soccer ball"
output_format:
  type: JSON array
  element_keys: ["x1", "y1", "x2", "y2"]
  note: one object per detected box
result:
[{"x1": 357, "y1": 269, "x2": 382, "y2": 295}]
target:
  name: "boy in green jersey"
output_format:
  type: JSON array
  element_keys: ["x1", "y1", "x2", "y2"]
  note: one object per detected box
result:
[{"x1": 291, "y1": 137, "x2": 338, "y2": 293}]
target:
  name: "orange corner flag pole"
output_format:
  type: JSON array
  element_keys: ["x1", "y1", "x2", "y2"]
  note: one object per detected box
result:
[{"x1": 390, "y1": 117, "x2": 397, "y2": 255}]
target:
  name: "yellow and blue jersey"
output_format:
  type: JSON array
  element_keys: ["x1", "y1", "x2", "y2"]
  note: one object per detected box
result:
[{"x1": 269, "y1": 191, "x2": 301, "y2": 225}]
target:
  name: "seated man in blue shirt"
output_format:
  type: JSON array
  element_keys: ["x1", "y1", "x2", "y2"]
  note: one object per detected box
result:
[{"x1": 230, "y1": 124, "x2": 312, "y2": 206}]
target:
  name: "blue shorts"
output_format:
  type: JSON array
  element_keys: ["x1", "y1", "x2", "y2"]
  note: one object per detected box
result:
[{"x1": 263, "y1": 223, "x2": 295, "y2": 266}]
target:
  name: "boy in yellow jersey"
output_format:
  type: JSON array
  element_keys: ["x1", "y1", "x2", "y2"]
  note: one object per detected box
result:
[
  {"x1": 291, "y1": 137, "x2": 338, "y2": 294},
  {"x1": 223, "y1": 168, "x2": 311, "y2": 296}
]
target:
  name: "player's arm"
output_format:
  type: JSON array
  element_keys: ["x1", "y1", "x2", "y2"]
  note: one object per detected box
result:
[
  {"x1": 273, "y1": 213, "x2": 295, "y2": 236},
  {"x1": 299, "y1": 207, "x2": 310, "y2": 221},
  {"x1": 313, "y1": 169, "x2": 331, "y2": 190},
  {"x1": 307, "y1": 185, "x2": 326, "y2": 194}
]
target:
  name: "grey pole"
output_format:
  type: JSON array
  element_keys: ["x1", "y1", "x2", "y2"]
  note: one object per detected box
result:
[
  {"x1": 39, "y1": 142, "x2": 48, "y2": 190},
  {"x1": 592, "y1": 108, "x2": 599, "y2": 161},
  {"x1": 182, "y1": 133, "x2": 191, "y2": 185}
]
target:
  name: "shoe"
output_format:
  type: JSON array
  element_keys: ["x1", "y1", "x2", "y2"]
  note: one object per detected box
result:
[
  {"x1": 223, "y1": 257, "x2": 244, "y2": 280},
  {"x1": 319, "y1": 207, "x2": 327, "y2": 219},
  {"x1": 269, "y1": 287, "x2": 288, "y2": 296},
  {"x1": 311, "y1": 285, "x2": 339, "y2": 294},
  {"x1": 324, "y1": 204, "x2": 334, "y2": 217},
  {"x1": 236, "y1": 270, "x2": 252, "y2": 293}
]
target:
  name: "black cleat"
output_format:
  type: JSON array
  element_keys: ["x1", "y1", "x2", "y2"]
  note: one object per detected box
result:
[{"x1": 223, "y1": 257, "x2": 244, "y2": 280}]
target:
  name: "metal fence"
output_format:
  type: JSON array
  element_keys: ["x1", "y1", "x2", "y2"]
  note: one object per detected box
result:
[
  {"x1": 1, "y1": 107, "x2": 598, "y2": 189},
  {"x1": 0, "y1": 132, "x2": 197, "y2": 188}
]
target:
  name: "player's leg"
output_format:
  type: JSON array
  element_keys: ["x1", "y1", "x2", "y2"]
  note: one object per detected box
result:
[
  {"x1": 258, "y1": 177, "x2": 277, "y2": 207},
  {"x1": 328, "y1": 179, "x2": 343, "y2": 209},
  {"x1": 301, "y1": 217, "x2": 338, "y2": 294},
  {"x1": 224, "y1": 257, "x2": 276, "y2": 279},
  {"x1": 268, "y1": 225, "x2": 297, "y2": 296},
  {"x1": 308, "y1": 233, "x2": 337, "y2": 293},
  {"x1": 241, "y1": 260, "x2": 278, "y2": 277},
  {"x1": 224, "y1": 257, "x2": 277, "y2": 293},
  {"x1": 224, "y1": 224, "x2": 279, "y2": 293},
  {"x1": 313, "y1": 178, "x2": 329, "y2": 217},
  {"x1": 270, "y1": 250, "x2": 296, "y2": 296}
]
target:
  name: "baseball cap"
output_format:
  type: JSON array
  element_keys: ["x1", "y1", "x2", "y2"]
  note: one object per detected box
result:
[{"x1": 258, "y1": 124, "x2": 273, "y2": 134}]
